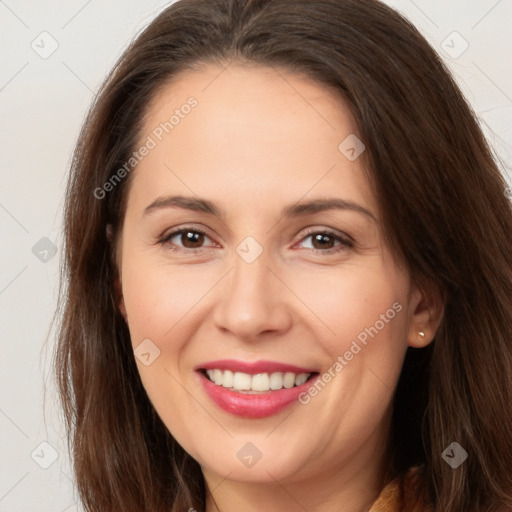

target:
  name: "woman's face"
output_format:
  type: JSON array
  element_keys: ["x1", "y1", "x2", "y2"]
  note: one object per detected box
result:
[{"x1": 117, "y1": 63, "x2": 430, "y2": 487}]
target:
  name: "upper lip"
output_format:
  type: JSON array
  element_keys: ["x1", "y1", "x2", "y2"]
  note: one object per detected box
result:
[{"x1": 196, "y1": 359, "x2": 317, "y2": 375}]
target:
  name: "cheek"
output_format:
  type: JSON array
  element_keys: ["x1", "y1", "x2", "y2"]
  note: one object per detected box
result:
[
  {"x1": 120, "y1": 252, "x2": 219, "y2": 412},
  {"x1": 121, "y1": 251, "x2": 215, "y2": 346},
  {"x1": 120, "y1": 252, "x2": 210, "y2": 438},
  {"x1": 287, "y1": 264, "x2": 409, "y2": 446},
  {"x1": 286, "y1": 260, "x2": 409, "y2": 357},
  {"x1": 286, "y1": 259, "x2": 411, "y2": 425}
]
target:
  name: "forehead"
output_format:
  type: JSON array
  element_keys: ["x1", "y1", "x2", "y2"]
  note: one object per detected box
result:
[
  {"x1": 127, "y1": 62, "x2": 376, "y2": 219},
  {"x1": 142, "y1": 61, "x2": 358, "y2": 152}
]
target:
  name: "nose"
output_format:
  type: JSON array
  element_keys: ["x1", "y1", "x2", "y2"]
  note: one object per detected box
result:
[{"x1": 212, "y1": 250, "x2": 293, "y2": 340}]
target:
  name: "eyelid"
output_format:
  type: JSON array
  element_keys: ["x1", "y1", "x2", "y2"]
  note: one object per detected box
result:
[
  {"x1": 292, "y1": 226, "x2": 354, "y2": 253},
  {"x1": 158, "y1": 225, "x2": 354, "y2": 254},
  {"x1": 296, "y1": 226, "x2": 354, "y2": 244},
  {"x1": 158, "y1": 225, "x2": 219, "y2": 250}
]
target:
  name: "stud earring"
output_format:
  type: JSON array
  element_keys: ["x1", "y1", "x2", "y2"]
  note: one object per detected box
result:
[{"x1": 418, "y1": 331, "x2": 425, "y2": 338}]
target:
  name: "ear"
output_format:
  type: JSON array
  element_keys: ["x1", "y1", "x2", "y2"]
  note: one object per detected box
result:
[
  {"x1": 116, "y1": 276, "x2": 128, "y2": 322},
  {"x1": 406, "y1": 283, "x2": 444, "y2": 348},
  {"x1": 107, "y1": 223, "x2": 128, "y2": 323}
]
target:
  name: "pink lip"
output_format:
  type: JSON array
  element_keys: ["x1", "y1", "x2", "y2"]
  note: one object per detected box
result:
[
  {"x1": 196, "y1": 359, "x2": 317, "y2": 375},
  {"x1": 195, "y1": 360, "x2": 319, "y2": 419}
]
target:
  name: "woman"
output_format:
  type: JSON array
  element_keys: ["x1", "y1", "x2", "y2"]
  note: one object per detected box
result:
[{"x1": 55, "y1": 0, "x2": 512, "y2": 510}]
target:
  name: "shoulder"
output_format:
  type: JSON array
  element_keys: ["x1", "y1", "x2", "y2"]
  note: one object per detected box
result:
[{"x1": 369, "y1": 465, "x2": 432, "y2": 512}]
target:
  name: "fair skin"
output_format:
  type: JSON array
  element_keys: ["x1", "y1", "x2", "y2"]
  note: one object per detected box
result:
[{"x1": 116, "y1": 62, "x2": 442, "y2": 512}]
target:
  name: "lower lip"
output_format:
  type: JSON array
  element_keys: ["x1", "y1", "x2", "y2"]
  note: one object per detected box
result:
[{"x1": 198, "y1": 371, "x2": 319, "y2": 418}]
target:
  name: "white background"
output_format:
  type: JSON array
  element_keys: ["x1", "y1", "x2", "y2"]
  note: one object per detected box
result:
[{"x1": 0, "y1": 1, "x2": 511, "y2": 510}]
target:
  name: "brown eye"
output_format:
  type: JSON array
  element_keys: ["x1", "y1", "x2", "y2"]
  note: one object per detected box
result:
[
  {"x1": 311, "y1": 233, "x2": 336, "y2": 250},
  {"x1": 180, "y1": 230, "x2": 205, "y2": 248},
  {"x1": 297, "y1": 229, "x2": 353, "y2": 254},
  {"x1": 160, "y1": 227, "x2": 216, "y2": 252}
]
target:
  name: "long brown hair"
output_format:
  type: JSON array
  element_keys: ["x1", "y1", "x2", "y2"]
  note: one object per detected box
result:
[{"x1": 55, "y1": 0, "x2": 512, "y2": 510}]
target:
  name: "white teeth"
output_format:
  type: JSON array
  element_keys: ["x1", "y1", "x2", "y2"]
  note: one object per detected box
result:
[
  {"x1": 213, "y1": 369, "x2": 223, "y2": 386},
  {"x1": 204, "y1": 369, "x2": 312, "y2": 392},
  {"x1": 269, "y1": 372, "x2": 283, "y2": 390},
  {"x1": 221, "y1": 369, "x2": 234, "y2": 388},
  {"x1": 294, "y1": 373, "x2": 309, "y2": 386},
  {"x1": 283, "y1": 372, "x2": 295, "y2": 389},
  {"x1": 233, "y1": 372, "x2": 252, "y2": 390},
  {"x1": 251, "y1": 373, "x2": 270, "y2": 391}
]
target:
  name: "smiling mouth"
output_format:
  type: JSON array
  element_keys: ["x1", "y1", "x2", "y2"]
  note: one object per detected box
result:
[{"x1": 200, "y1": 369, "x2": 319, "y2": 393}]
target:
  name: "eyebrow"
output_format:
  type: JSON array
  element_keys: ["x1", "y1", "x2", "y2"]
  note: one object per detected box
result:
[{"x1": 143, "y1": 195, "x2": 376, "y2": 222}]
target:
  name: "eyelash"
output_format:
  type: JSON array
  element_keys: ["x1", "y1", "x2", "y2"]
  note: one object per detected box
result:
[{"x1": 158, "y1": 226, "x2": 354, "y2": 255}]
